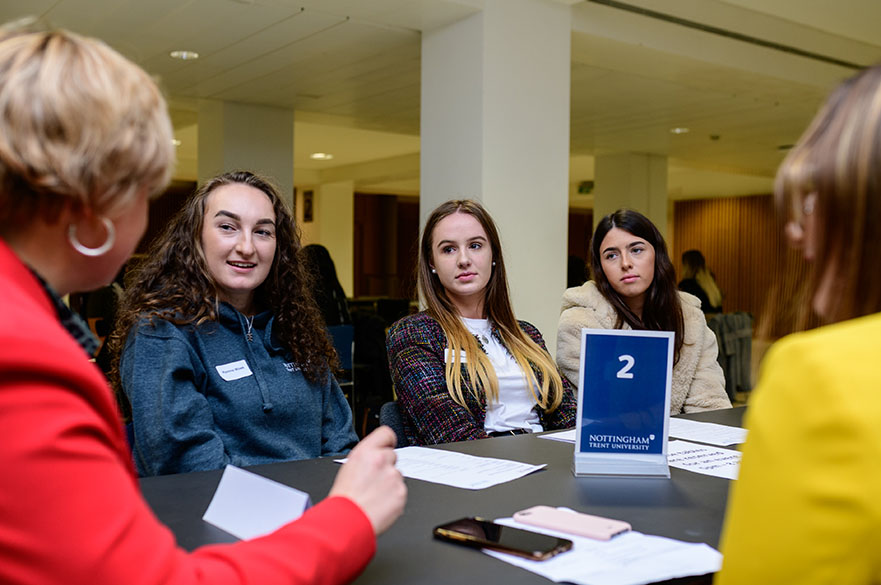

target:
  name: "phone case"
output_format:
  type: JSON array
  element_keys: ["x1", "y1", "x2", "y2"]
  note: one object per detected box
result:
[{"x1": 513, "y1": 506, "x2": 631, "y2": 540}]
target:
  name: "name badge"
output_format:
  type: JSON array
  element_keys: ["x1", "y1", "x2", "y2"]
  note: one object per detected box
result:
[
  {"x1": 444, "y1": 348, "x2": 468, "y2": 363},
  {"x1": 216, "y1": 359, "x2": 253, "y2": 381}
]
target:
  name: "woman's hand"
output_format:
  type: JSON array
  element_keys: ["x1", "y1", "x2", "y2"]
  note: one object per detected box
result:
[{"x1": 328, "y1": 426, "x2": 407, "y2": 535}]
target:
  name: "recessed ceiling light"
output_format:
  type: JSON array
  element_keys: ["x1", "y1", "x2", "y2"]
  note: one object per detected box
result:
[
  {"x1": 670, "y1": 127, "x2": 690, "y2": 134},
  {"x1": 310, "y1": 152, "x2": 334, "y2": 160},
  {"x1": 170, "y1": 50, "x2": 199, "y2": 60},
  {"x1": 172, "y1": 139, "x2": 181, "y2": 147}
]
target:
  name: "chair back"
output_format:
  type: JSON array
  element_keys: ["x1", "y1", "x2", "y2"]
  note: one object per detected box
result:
[
  {"x1": 328, "y1": 324, "x2": 354, "y2": 372},
  {"x1": 379, "y1": 401, "x2": 409, "y2": 447},
  {"x1": 329, "y1": 324, "x2": 356, "y2": 415},
  {"x1": 707, "y1": 312, "x2": 753, "y2": 400}
]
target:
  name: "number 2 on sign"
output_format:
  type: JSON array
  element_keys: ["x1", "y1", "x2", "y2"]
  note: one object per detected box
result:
[{"x1": 617, "y1": 355, "x2": 635, "y2": 379}]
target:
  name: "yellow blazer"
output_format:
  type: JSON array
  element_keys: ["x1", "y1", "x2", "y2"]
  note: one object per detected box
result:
[{"x1": 718, "y1": 312, "x2": 881, "y2": 584}]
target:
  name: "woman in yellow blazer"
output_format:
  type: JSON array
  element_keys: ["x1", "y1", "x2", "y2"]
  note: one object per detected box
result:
[{"x1": 717, "y1": 66, "x2": 881, "y2": 583}]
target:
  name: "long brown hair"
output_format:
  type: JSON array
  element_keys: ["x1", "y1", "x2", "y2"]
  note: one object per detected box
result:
[
  {"x1": 767, "y1": 65, "x2": 881, "y2": 331},
  {"x1": 590, "y1": 208, "x2": 685, "y2": 363},
  {"x1": 418, "y1": 199, "x2": 565, "y2": 411},
  {"x1": 109, "y1": 171, "x2": 336, "y2": 391}
]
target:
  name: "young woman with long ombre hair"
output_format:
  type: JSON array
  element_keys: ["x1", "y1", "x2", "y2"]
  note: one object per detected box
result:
[{"x1": 386, "y1": 199, "x2": 576, "y2": 445}]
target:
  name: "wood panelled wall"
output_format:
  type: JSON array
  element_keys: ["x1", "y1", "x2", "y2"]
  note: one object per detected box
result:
[
  {"x1": 673, "y1": 196, "x2": 777, "y2": 318},
  {"x1": 673, "y1": 195, "x2": 817, "y2": 336},
  {"x1": 353, "y1": 194, "x2": 419, "y2": 298}
]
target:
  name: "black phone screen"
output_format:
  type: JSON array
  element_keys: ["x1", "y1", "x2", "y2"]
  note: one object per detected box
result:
[{"x1": 433, "y1": 517, "x2": 572, "y2": 560}]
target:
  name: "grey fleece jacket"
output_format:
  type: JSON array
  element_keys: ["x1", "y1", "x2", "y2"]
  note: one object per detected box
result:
[
  {"x1": 556, "y1": 281, "x2": 731, "y2": 415},
  {"x1": 121, "y1": 302, "x2": 358, "y2": 476}
]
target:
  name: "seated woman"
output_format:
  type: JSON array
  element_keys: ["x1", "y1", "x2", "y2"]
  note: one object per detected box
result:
[
  {"x1": 386, "y1": 199, "x2": 576, "y2": 445},
  {"x1": 678, "y1": 249, "x2": 723, "y2": 315},
  {"x1": 556, "y1": 209, "x2": 730, "y2": 414},
  {"x1": 718, "y1": 64, "x2": 881, "y2": 584},
  {"x1": 301, "y1": 243, "x2": 352, "y2": 326},
  {"x1": 112, "y1": 171, "x2": 358, "y2": 476},
  {"x1": 0, "y1": 25, "x2": 403, "y2": 585}
]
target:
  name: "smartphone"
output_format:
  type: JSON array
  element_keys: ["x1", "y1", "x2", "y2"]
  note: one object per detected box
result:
[
  {"x1": 433, "y1": 517, "x2": 573, "y2": 561},
  {"x1": 513, "y1": 506, "x2": 631, "y2": 541}
]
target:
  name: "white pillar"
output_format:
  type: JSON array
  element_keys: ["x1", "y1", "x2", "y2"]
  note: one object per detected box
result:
[
  {"x1": 197, "y1": 100, "x2": 294, "y2": 208},
  {"x1": 420, "y1": 0, "x2": 571, "y2": 351},
  {"x1": 593, "y1": 153, "x2": 669, "y2": 240},
  {"x1": 315, "y1": 180, "x2": 354, "y2": 297}
]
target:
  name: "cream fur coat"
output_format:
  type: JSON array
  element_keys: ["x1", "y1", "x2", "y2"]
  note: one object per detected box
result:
[{"x1": 556, "y1": 281, "x2": 731, "y2": 414}]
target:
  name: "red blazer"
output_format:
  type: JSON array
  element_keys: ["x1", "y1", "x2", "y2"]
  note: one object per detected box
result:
[{"x1": 0, "y1": 238, "x2": 375, "y2": 585}]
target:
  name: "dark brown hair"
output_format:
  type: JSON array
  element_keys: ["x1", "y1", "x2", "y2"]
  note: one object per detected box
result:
[{"x1": 590, "y1": 208, "x2": 684, "y2": 363}]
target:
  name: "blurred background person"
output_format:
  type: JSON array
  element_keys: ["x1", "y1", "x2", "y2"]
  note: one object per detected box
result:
[
  {"x1": 387, "y1": 199, "x2": 576, "y2": 445},
  {"x1": 567, "y1": 254, "x2": 588, "y2": 289},
  {"x1": 557, "y1": 209, "x2": 730, "y2": 414},
  {"x1": 678, "y1": 249, "x2": 723, "y2": 315},
  {"x1": 718, "y1": 64, "x2": 881, "y2": 584},
  {"x1": 0, "y1": 23, "x2": 404, "y2": 585},
  {"x1": 301, "y1": 243, "x2": 352, "y2": 326}
]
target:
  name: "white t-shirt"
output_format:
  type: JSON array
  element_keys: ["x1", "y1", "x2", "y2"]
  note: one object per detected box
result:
[{"x1": 461, "y1": 317, "x2": 542, "y2": 433}]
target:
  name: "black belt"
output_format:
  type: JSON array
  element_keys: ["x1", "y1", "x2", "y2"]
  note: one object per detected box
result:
[{"x1": 488, "y1": 428, "x2": 532, "y2": 437}]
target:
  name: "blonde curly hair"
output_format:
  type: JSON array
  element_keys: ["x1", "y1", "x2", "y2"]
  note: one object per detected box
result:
[{"x1": 0, "y1": 21, "x2": 174, "y2": 231}]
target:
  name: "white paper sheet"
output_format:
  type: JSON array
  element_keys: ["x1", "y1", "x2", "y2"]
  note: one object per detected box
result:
[
  {"x1": 668, "y1": 418, "x2": 747, "y2": 446},
  {"x1": 539, "y1": 429, "x2": 576, "y2": 443},
  {"x1": 541, "y1": 420, "x2": 747, "y2": 448},
  {"x1": 391, "y1": 446, "x2": 546, "y2": 489},
  {"x1": 484, "y1": 515, "x2": 722, "y2": 585},
  {"x1": 202, "y1": 465, "x2": 311, "y2": 540},
  {"x1": 667, "y1": 440, "x2": 741, "y2": 480}
]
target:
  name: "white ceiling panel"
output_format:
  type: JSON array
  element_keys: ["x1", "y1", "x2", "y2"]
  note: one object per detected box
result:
[{"x1": 2, "y1": 0, "x2": 881, "y2": 199}]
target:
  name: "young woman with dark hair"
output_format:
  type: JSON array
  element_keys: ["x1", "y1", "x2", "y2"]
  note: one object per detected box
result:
[
  {"x1": 386, "y1": 199, "x2": 576, "y2": 445},
  {"x1": 111, "y1": 171, "x2": 359, "y2": 476},
  {"x1": 556, "y1": 208, "x2": 730, "y2": 414}
]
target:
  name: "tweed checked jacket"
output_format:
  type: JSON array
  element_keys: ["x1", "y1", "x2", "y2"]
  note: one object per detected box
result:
[{"x1": 386, "y1": 312, "x2": 577, "y2": 446}]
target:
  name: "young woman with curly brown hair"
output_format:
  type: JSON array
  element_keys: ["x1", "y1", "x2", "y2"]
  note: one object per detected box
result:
[{"x1": 110, "y1": 170, "x2": 358, "y2": 476}]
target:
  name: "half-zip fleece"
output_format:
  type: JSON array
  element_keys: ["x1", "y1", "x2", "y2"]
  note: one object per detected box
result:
[{"x1": 121, "y1": 302, "x2": 358, "y2": 477}]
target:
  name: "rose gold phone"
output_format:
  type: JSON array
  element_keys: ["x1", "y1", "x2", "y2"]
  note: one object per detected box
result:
[{"x1": 513, "y1": 506, "x2": 631, "y2": 541}]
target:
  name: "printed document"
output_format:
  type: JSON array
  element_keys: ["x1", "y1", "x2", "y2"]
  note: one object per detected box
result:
[
  {"x1": 668, "y1": 418, "x2": 747, "y2": 446},
  {"x1": 667, "y1": 440, "x2": 741, "y2": 480},
  {"x1": 485, "y1": 514, "x2": 722, "y2": 585},
  {"x1": 392, "y1": 446, "x2": 546, "y2": 489}
]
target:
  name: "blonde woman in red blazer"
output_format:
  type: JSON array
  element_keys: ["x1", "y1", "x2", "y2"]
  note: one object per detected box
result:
[{"x1": 0, "y1": 24, "x2": 404, "y2": 585}]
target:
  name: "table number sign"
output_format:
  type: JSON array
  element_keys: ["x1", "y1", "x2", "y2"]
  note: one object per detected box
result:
[{"x1": 573, "y1": 328, "x2": 673, "y2": 477}]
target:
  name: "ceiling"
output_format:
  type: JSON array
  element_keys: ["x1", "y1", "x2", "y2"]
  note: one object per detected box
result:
[{"x1": 3, "y1": 0, "x2": 880, "y2": 201}]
